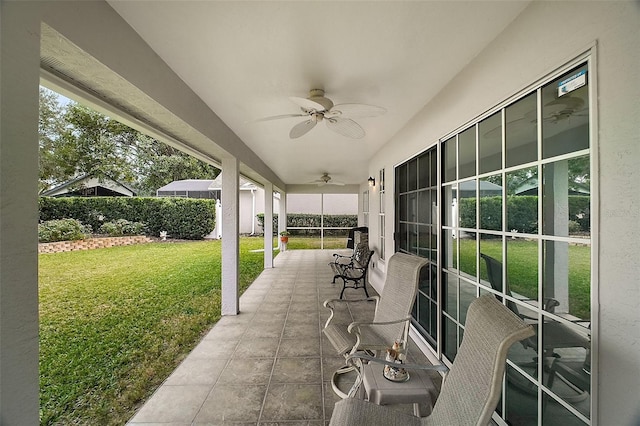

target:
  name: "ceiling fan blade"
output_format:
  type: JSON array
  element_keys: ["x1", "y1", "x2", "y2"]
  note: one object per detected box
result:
[
  {"x1": 326, "y1": 117, "x2": 365, "y2": 139},
  {"x1": 254, "y1": 113, "x2": 308, "y2": 122},
  {"x1": 289, "y1": 96, "x2": 326, "y2": 112},
  {"x1": 545, "y1": 96, "x2": 585, "y2": 110},
  {"x1": 328, "y1": 103, "x2": 387, "y2": 118},
  {"x1": 289, "y1": 119, "x2": 317, "y2": 139}
]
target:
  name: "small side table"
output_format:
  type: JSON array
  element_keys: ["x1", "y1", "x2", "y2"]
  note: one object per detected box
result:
[{"x1": 361, "y1": 363, "x2": 438, "y2": 417}]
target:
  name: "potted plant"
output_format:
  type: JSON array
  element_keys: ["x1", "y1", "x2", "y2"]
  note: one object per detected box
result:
[{"x1": 279, "y1": 231, "x2": 290, "y2": 244}]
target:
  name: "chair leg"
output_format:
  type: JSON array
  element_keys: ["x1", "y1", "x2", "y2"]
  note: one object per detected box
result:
[
  {"x1": 339, "y1": 278, "x2": 348, "y2": 299},
  {"x1": 331, "y1": 362, "x2": 364, "y2": 399}
]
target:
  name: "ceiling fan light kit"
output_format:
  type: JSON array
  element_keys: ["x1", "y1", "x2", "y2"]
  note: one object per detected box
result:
[
  {"x1": 259, "y1": 89, "x2": 386, "y2": 139},
  {"x1": 311, "y1": 173, "x2": 345, "y2": 186}
]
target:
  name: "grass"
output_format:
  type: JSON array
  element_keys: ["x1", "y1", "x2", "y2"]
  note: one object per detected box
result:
[
  {"x1": 459, "y1": 238, "x2": 591, "y2": 319},
  {"x1": 284, "y1": 236, "x2": 347, "y2": 250},
  {"x1": 39, "y1": 237, "x2": 265, "y2": 425}
]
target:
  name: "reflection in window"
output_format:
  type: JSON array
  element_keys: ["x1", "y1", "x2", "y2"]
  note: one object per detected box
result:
[
  {"x1": 443, "y1": 136, "x2": 456, "y2": 182},
  {"x1": 506, "y1": 92, "x2": 537, "y2": 168},
  {"x1": 506, "y1": 303, "x2": 539, "y2": 382},
  {"x1": 479, "y1": 111, "x2": 502, "y2": 174},
  {"x1": 507, "y1": 237, "x2": 538, "y2": 305},
  {"x1": 408, "y1": 158, "x2": 418, "y2": 192},
  {"x1": 479, "y1": 234, "x2": 502, "y2": 290},
  {"x1": 544, "y1": 346, "x2": 591, "y2": 421},
  {"x1": 507, "y1": 166, "x2": 538, "y2": 234},
  {"x1": 543, "y1": 240, "x2": 591, "y2": 321},
  {"x1": 443, "y1": 228, "x2": 457, "y2": 271},
  {"x1": 542, "y1": 392, "x2": 589, "y2": 426},
  {"x1": 443, "y1": 272, "x2": 458, "y2": 321},
  {"x1": 543, "y1": 156, "x2": 590, "y2": 237},
  {"x1": 505, "y1": 365, "x2": 538, "y2": 426},
  {"x1": 417, "y1": 224, "x2": 431, "y2": 257},
  {"x1": 479, "y1": 174, "x2": 503, "y2": 231},
  {"x1": 458, "y1": 179, "x2": 476, "y2": 229},
  {"x1": 542, "y1": 64, "x2": 589, "y2": 160},
  {"x1": 459, "y1": 279, "x2": 476, "y2": 325},
  {"x1": 459, "y1": 233, "x2": 477, "y2": 280},
  {"x1": 458, "y1": 126, "x2": 476, "y2": 179},
  {"x1": 418, "y1": 190, "x2": 431, "y2": 224},
  {"x1": 418, "y1": 151, "x2": 431, "y2": 188},
  {"x1": 442, "y1": 184, "x2": 457, "y2": 228},
  {"x1": 443, "y1": 315, "x2": 458, "y2": 361}
]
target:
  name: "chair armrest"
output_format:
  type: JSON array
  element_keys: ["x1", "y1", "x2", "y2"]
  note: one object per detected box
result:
[
  {"x1": 331, "y1": 253, "x2": 354, "y2": 264},
  {"x1": 323, "y1": 296, "x2": 379, "y2": 309},
  {"x1": 346, "y1": 353, "x2": 449, "y2": 373},
  {"x1": 323, "y1": 296, "x2": 380, "y2": 329},
  {"x1": 333, "y1": 253, "x2": 352, "y2": 259},
  {"x1": 543, "y1": 297, "x2": 560, "y2": 313},
  {"x1": 347, "y1": 316, "x2": 412, "y2": 334}
]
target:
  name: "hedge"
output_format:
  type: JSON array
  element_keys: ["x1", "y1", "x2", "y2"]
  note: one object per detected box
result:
[
  {"x1": 39, "y1": 197, "x2": 216, "y2": 240},
  {"x1": 459, "y1": 195, "x2": 590, "y2": 233},
  {"x1": 256, "y1": 213, "x2": 357, "y2": 236}
]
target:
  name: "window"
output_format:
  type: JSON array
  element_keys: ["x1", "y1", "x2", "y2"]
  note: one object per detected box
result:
[
  {"x1": 396, "y1": 147, "x2": 438, "y2": 348},
  {"x1": 396, "y1": 59, "x2": 593, "y2": 425},
  {"x1": 363, "y1": 190, "x2": 369, "y2": 227}
]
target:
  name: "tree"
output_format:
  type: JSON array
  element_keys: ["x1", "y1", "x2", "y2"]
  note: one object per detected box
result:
[
  {"x1": 38, "y1": 87, "x2": 220, "y2": 195},
  {"x1": 39, "y1": 88, "x2": 69, "y2": 192},
  {"x1": 133, "y1": 136, "x2": 220, "y2": 196}
]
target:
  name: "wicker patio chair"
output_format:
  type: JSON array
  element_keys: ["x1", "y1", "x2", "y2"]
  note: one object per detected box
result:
[
  {"x1": 329, "y1": 295, "x2": 535, "y2": 426},
  {"x1": 323, "y1": 252, "x2": 429, "y2": 398}
]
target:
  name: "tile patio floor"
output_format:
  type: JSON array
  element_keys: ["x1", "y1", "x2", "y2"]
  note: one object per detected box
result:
[{"x1": 127, "y1": 249, "x2": 440, "y2": 425}]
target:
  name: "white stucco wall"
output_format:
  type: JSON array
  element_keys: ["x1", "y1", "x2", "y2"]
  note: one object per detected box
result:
[
  {"x1": 367, "y1": 2, "x2": 640, "y2": 424},
  {"x1": 286, "y1": 193, "x2": 358, "y2": 215},
  {"x1": 238, "y1": 187, "x2": 264, "y2": 234}
]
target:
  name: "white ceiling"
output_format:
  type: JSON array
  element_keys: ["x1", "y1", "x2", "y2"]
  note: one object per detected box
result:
[{"x1": 106, "y1": 1, "x2": 531, "y2": 187}]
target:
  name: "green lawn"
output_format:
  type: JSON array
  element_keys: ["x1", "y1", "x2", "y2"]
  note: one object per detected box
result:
[
  {"x1": 39, "y1": 237, "x2": 265, "y2": 425},
  {"x1": 283, "y1": 236, "x2": 348, "y2": 250}
]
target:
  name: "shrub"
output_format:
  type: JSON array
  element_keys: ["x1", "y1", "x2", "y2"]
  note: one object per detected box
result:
[
  {"x1": 38, "y1": 219, "x2": 92, "y2": 243},
  {"x1": 256, "y1": 213, "x2": 358, "y2": 235},
  {"x1": 98, "y1": 219, "x2": 147, "y2": 236},
  {"x1": 39, "y1": 197, "x2": 216, "y2": 240},
  {"x1": 568, "y1": 220, "x2": 581, "y2": 234}
]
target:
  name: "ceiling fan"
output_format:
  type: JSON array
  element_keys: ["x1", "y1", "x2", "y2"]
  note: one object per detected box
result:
[
  {"x1": 257, "y1": 89, "x2": 386, "y2": 139},
  {"x1": 544, "y1": 95, "x2": 588, "y2": 123},
  {"x1": 310, "y1": 173, "x2": 345, "y2": 186}
]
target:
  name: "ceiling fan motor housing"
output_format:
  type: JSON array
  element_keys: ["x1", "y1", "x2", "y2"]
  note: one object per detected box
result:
[{"x1": 308, "y1": 89, "x2": 334, "y2": 111}]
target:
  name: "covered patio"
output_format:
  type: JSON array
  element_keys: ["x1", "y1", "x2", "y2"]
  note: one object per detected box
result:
[
  {"x1": 127, "y1": 249, "x2": 438, "y2": 425},
  {"x1": 1, "y1": 1, "x2": 639, "y2": 425}
]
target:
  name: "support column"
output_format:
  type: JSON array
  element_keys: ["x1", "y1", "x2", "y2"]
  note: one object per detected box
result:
[
  {"x1": 221, "y1": 156, "x2": 239, "y2": 315},
  {"x1": 279, "y1": 192, "x2": 287, "y2": 252},
  {"x1": 0, "y1": 2, "x2": 41, "y2": 423},
  {"x1": 263, "y1": 182, "x2": 273, "y2": 268}
]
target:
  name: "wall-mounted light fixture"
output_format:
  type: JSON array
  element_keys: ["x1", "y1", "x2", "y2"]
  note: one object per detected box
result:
[{"x1": 368, "y1": 176, "x2": 376, "y2": 187}]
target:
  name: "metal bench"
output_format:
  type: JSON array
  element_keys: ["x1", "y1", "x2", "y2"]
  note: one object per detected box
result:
[{"x1": 329, "y1": 243, "x2": 373, "y2": 298}]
